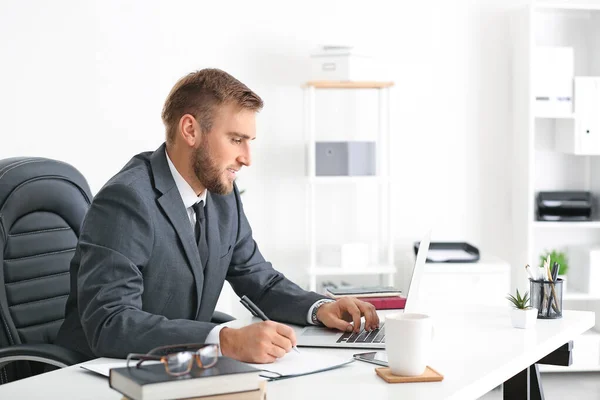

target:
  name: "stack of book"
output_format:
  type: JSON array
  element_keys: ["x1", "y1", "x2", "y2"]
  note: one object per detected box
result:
[
  {"x1": 325, "y1": 285, "x2": 406, "y2": 310},
  {"x1": 110, "y1": 356, "x2": 265, "y2": 400}
]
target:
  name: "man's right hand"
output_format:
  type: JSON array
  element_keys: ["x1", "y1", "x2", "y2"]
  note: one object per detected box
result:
[{"x1": 219, "y1": 321, "x2": 297, "y2": 363}]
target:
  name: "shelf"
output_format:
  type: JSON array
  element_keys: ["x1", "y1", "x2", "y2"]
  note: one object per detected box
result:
[
  {"x1": 309, "y1": 176, "x2": 389, "y2": 184},
  {"x1": 309, "y1": 265, "x2": 396, "y2": 276},
  {"x1": 513, "y1": 3, "x2": 600, "y2": 375},
  {"x1": 534, "y1": 113, "x2": 574, "y2": 119},
  {"x1": 533, "y1": 221, "x2": 600, "y2": 229},
  {"x1": 535, "y1": 3, "x2": 600, "y2": 12},
  {"x1": 304, "y1": 80, "x2": 393, "y2": 293},
  {"x1": 540, "y1": 364, "x2": 600, "y2": 372},
  {"x1": 305, "y1": 81, "x2": 394, "y2": 89}
]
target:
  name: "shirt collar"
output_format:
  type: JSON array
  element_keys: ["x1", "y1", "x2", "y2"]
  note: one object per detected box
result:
[{"x1": 165, "y1": 148, "x2": 207, "y2": 209}]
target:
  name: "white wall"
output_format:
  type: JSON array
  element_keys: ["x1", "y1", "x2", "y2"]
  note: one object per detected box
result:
[{"x1": 0, "y1": 0, "x2": 526, "y2": 300}]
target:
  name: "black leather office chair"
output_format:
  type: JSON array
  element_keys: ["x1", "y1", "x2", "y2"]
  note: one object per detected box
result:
[
  {"x1": 0, "y1": 157, "x2": 93, "y2": 383},
  {"x1": 0, "y1": 157, "x2": 234, "y2": 384}
]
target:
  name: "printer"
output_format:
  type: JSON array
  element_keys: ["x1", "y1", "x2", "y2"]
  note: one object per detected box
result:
[{"x1": 536, "y1": 191, "x2": 593, "y2": 221}]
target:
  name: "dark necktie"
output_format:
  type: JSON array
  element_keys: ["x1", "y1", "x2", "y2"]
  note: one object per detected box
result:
[{"x1": 192, "y1": 200, "x2": 209, "y2": 268}]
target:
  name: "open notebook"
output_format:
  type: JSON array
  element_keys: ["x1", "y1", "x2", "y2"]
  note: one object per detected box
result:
[{"x1": 81, "y1": 351, "x2": 354, "y2": 382}]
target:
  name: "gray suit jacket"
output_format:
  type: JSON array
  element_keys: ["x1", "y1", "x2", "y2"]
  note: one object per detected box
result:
[{"x1": 55, "y1": 144, "x2": 325, "y2": 359}]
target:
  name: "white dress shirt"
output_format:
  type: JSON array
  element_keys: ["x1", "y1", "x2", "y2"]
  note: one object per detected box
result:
[
  {"x1": 165, "y1": 150, "x2": 325, "y2": 351},
  {"x1": 165, "y1": 151, "x2": 225, "y2": 346}
]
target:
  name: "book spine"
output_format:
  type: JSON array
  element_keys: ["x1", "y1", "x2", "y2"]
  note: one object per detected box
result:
[
  {"x1": 325, "y1": 292, "x2": 402, "y2": 299},
  {"x1": 360, "y1": 297, "x2": 406, "y2": 310}
]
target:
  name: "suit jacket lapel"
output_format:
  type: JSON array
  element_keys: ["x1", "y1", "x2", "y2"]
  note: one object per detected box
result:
[{"x1": 150, "y1": 144, "x2": 204, "y2": 316}]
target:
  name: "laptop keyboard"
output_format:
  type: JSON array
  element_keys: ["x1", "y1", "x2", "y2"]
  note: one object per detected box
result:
[{"x1": 336, "y1": 322, "x2": 385, "y2": 344}]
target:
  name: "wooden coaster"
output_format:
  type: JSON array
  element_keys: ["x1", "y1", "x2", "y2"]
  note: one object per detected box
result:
[{"x1": 375, "y1": 366, "x2": 444, "y2": 383}]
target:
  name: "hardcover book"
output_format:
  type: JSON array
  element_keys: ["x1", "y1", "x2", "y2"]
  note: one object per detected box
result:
[
  {"x1": 109, "y1": 356, "x2": 261, "y2": 400},
  {"x1": 359, "y1": 296, "x2": 406, "y2": 310},
  {"x1": 121, "y1": 381, "x2": 267, "y2": 400},
  {"x1": 325, "y1": 286, "x2": 402, "y2": 298}
]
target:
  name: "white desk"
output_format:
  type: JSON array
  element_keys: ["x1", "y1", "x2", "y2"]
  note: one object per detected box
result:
[{"x1": 0, "y1": 306, "x2": 594, "y2": 400}]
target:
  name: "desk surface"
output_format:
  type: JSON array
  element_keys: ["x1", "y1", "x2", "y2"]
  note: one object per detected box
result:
[{"x1": 0, "y1": 306, "x2": 594, "y2": 400}]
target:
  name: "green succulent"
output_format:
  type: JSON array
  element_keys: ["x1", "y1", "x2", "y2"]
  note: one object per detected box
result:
[
  {"x1": 539, "y1": 249, "x2": 569, "y2": 275},
  {"x1": 506, "y1": 289, "x2": 531, "y2": 310}
]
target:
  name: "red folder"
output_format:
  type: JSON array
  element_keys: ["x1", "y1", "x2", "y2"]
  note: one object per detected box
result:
[{"x1": 360, "y1": 296, "x2": 406, "y2": 310}]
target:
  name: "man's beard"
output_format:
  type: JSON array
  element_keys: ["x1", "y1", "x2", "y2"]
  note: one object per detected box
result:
[{"x1": 192, "y1": 144, "x2": 234, "y2": 195}]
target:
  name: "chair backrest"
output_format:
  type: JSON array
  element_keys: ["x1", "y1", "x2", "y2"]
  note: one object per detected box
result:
[{"x1": 0, "y1": 157, "x2": 92, "y2": 381}]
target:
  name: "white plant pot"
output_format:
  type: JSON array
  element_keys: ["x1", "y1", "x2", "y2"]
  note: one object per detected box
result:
[{"x1": 510, "y1": 307, "x2": 538, "y2": 329}]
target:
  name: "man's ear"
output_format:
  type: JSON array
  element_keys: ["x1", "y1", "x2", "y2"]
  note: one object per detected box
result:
[{"x1": 178, "y1": 114, "x2": 199, "y2": 147}]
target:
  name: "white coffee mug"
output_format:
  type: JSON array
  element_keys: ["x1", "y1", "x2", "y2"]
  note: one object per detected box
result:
[{"x1": 385, "y1": 313, "x2": 434, "y2": 376}]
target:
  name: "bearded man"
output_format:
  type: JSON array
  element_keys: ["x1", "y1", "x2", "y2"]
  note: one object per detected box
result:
[{"x1": 56, "y1": 68, "x2": 379, "y2": 363}]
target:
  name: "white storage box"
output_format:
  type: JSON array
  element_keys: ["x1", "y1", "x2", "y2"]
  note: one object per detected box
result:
[
  {"x1": 310, "y1": 46, "x2": 379, "y2": 81},
  {"x1": 555, "y1": 77, "x2": 600, "y2": 154},
  {"x1": 533, "y1": 47, "x2": 573, "y2": 117},
  {"x1": 567, "y1": 245, "x2": 600, "y2": 295}
]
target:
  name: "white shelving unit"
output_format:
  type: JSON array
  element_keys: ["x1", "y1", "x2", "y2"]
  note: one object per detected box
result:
[
  {"x1": 304, "y1": 81, "x2": 394, "y2": 292},
  {"x1": 512, "y1": 2, "x2": 600, "y2": 372}
]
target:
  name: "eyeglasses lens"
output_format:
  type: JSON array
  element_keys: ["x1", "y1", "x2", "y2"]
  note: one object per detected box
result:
[{"x1": 166, "y1": 351, "x2": 194, "y2": 374}]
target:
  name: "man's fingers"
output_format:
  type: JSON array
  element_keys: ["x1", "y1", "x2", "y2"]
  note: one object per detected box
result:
[
  {"x1": 327, "y1": 317, "x2": 354, "y2": 332},
  {"x1": 254, "y1": 323, "x2": 290, "y2": 361},
  {"x1": 255, "y1": 353, "x2": 277, "y2": 364},
  {"x1": 271, "y1": 329, "x2": 293, "y2": 353},
  {"x1": 357, "y1": 301, "x2": 379, "y2": 330},
  {"x1": 355, "y1": 301, "x2": 378, "y2": 330},
  {"x1": 345, "y1": 303, "x2": 362, "y2": 333},
  {"x1": 267, "y1": 341, "x2": 288, "y2": 359},
  {"x1": 274, "y1": 322, "x2": 297, "y2": 347}
]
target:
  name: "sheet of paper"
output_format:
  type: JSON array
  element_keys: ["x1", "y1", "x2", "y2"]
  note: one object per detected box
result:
[
  {"x1": 81, "y1": 361, "x2": 124, "y2": 377},
  {"x1": 247, "y1": 350, "x2": 354, "y2": 379},
  {"x1": 81, "y1": 351, "x2": 354, "y2": 380},
  {"x1": 427, "y1": 249, "x2": 478, "y2": 262},
  {"x1": 80, "y1": 359, "x2": 159, "y2": 377}
]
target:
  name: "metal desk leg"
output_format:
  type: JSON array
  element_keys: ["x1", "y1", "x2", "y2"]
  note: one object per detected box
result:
[
  {"x1": 502, "y1": 341, "x2": 572, "y2": 400},
  {"x1": 503, "y1": 364, "x2": 544, "y2": 400}
]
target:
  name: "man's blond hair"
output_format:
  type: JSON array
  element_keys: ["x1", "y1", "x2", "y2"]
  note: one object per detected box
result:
[{"x1": 162, "y1": 68, "x2": 263, "y2": 145}]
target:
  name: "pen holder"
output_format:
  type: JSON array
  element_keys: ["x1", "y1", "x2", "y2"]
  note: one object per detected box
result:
[{"x1": 529, "y1": 279, "x2": 563, "y2": 319}]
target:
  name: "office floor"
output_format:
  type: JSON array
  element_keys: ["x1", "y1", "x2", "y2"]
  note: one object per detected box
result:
[{"x1": 479, "y1": 372, "x2": 600, "y2": 399}]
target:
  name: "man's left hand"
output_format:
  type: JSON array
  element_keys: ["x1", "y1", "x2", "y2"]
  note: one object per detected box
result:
[{"x1": 316, "y1": 297, "x2": 379, "y2": 333}]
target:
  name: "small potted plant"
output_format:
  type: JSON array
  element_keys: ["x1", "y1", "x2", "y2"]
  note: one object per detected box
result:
[
  {"x1": 539, "y1": 249, "x2": 569, "y2": 292},
  {"x1": 507, "y1": 289, "x2": 537, "y2": 329}
]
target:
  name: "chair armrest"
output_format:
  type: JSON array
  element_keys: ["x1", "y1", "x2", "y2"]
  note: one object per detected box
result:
[
  {"x1": 0, "y1": 344, "x2": 88, "y2": 370},
  {"x1": 211, "y1": 311, "x2": 235, "y2": 324}
]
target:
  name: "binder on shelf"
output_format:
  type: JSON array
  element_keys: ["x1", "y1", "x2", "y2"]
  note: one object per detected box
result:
[
  {"x1": 554, "y1": 77, "x2": 600, "y2": 154},
  {"x1": 533, "y1": 46, "x2": 573, "y2": 117}
]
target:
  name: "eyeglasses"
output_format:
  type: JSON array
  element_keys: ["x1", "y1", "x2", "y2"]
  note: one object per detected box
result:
[{"x1": 126, "y1": 343, "x2": 219, "y2": 376}]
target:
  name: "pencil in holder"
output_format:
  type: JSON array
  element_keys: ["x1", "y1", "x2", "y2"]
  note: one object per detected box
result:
[{"x1": 529, "y1": 279, "x2": 563, "y2": 319}]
